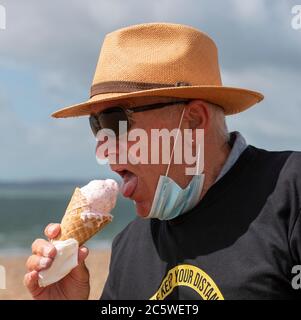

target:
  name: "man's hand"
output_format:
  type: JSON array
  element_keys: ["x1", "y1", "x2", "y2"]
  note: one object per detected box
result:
[{"x1": 24, "y1": 223, "x2": 90, "y2": 300}]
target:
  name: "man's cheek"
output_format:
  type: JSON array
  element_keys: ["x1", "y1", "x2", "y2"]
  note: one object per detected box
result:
[{"x1": 136, "y1": 173, "x2": 151, "y2": 197}]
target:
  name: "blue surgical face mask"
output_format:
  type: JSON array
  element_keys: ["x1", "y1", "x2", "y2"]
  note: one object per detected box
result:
[{"x1": 146, "y1": 107, "x2": 205, "y2": 220}]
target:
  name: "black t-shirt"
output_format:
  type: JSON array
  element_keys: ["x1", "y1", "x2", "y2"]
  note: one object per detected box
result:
[{"x1": 100, "y1": 146, "x2": 301, "y2": 300}]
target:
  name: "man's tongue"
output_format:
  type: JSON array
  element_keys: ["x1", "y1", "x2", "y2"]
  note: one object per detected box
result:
[{"x1": 121, "y1": 171, "x2": 138, "y2": 198}]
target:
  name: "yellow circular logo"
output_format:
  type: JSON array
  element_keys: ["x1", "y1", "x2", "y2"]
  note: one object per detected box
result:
[{"x1": 150, "y1": 264, "x2": 224, "y2": 300}]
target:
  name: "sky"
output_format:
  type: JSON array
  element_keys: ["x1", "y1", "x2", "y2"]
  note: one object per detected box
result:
[{"x1": 0, "y1": 0, "x2": 300, "y2": 181}]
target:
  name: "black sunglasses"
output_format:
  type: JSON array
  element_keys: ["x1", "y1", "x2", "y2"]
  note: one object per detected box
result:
[{"x1": 89, "y1": 100, "x2": 191, "y2": 137}]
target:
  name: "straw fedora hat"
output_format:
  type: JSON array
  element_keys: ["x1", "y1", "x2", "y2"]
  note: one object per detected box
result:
[{"x1": 52, "y1": 22, "x2": 263, "y2": 118}]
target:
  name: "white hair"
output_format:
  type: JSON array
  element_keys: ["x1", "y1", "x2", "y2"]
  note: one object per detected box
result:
[{"x1": 202, "y1": 101, "x2": 229, "y2": 142}]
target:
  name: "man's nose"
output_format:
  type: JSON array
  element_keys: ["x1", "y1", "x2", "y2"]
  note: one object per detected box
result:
[{"x1": 96, "y1": 139, "x2": 126, "y2": 161}]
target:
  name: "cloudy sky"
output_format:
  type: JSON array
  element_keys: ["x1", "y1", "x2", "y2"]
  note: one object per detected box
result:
[{"x1": 0, "y1": 0, "x2": 300, "y2": 181}]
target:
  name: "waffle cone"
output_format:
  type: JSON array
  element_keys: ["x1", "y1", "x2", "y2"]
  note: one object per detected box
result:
[{"x1": 54, "y1": 188, "x2": 112, "y2": 246}]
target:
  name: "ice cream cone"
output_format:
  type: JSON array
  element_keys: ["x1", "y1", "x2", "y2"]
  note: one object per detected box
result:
[{"x1": 54, "y1": 187, "x2": 113, "y2": 246}]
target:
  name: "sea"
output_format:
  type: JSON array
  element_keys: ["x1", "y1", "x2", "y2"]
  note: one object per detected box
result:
[{"x1": 0, "y1": 181, "x2": 136, "y2": 256}]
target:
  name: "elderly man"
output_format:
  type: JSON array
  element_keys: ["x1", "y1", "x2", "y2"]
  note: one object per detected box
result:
[{"x1": 24, "y1": 23, "x2": 301, "y2": 300}]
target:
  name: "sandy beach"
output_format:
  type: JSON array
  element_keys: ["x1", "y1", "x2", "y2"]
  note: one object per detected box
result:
[{"x1": 0, "y1": 249, "x2": 111, "y2": 300}]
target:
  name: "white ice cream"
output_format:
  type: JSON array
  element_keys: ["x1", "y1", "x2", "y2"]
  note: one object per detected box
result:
[{"x1": 80, "y1": 179, "x2": 119, "y2": 222}]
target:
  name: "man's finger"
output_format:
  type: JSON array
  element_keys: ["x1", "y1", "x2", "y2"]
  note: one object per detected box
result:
[
  {"x1": 31, "y1": 238, "x2": 56, "y2": 258},
  {"x1": 78, "y1": 246, "x2": 89, "y2": 264},
  {"x1": 26, "y1": 254, "x2": 53, "y2": 272},
  {"x1": 23, "y1": 271, "x2": 43, "y2": 297},
  {"x1": 44, "y1": 223, "x2": 61, "y2": 239}
]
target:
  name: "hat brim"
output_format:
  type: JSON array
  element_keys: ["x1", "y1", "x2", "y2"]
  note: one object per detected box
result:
[{"x1": 51, "y1": 85, "x2": 264, "y2": 118}]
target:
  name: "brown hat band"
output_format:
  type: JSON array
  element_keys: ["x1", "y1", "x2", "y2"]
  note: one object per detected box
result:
[{"x1": 90, "y1": 81, "x2": 191, "y2": 98}]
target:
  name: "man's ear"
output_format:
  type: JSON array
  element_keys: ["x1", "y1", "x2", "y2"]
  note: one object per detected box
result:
[{"x1": 184, "y1": 100, "x2": 209, "y2": 129}]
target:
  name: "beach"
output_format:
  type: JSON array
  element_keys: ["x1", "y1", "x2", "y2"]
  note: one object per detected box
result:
[{"x1": 0, "y1": 249, "x2": 111, "y2": 300}]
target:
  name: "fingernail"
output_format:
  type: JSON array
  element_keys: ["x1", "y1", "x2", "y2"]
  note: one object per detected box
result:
[
  {"x1": 47, "y1": 224, "x2": 57, "y2": 235},
  {"x1": 30, "y1": 271, "x2": 37, "y2": 280},
  {"x1": 81, "y1": 247, "x2": 88, "y2": 255},
  {"x1": 39, "y1": 257, "x2": 51, "y2": 268},
  {"x1": 43, "y1": 246, "x2": 53, "y2": 257}
]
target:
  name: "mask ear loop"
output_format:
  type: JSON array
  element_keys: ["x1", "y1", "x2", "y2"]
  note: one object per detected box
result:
[
  {"x1": 195, "y1": 141, "x2": 202, "y2": 175},
  {"x1": 165, "y1": 106, "x2": 186, "y2": 177}
]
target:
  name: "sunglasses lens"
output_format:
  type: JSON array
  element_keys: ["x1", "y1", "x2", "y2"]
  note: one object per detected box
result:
[
  {"x1": 89, "y1": 115, "x2": 100, "y2": 137},
  {"x1": 90, "y1": 107, "x2": 129, "y2": 136}
]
